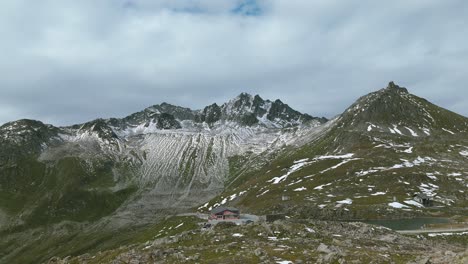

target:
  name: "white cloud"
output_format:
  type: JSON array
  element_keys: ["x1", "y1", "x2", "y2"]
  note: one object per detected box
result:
[{"x1": 0, "y1": 0, "x2": 467, "y2": 125}]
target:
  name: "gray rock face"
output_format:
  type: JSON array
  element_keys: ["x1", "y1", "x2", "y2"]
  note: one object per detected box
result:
[
  {"x1": 218, "y1": 93, "x2": 325, "y2": 127},
  {"x1": 386, "y1": 81, "x2": 409, "y2": 93},
  {"x1": 317, "y1": 243, "x2": 332, "y2": 254},
  {"x1": 198, "y1": 103, "x2": 222, "y2": 124},
  {"x1": 254, "y1": 248, "x2": 264, "y2": 256}
]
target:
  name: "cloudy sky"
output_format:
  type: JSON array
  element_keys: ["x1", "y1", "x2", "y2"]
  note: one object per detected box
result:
[{"x1": 0, "y1": 0, "x2": 467, "y2": 126}]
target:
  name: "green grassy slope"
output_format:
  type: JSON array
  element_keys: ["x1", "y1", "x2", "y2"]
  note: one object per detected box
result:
[{"x1": 202, "y1": 83, "x2": 468, "y2": 219}]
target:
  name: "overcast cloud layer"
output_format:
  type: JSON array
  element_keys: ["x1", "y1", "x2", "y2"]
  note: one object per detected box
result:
[{"x1": 0, "y1": 0, "x2": 467, "y2": 126}]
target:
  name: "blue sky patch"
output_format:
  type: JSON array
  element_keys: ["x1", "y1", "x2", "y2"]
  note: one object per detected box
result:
[{"x1": 231, "y1": 0, "x2": 262, "y2": 16}]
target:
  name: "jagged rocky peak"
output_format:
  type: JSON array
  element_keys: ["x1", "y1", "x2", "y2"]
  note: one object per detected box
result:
[
  {"x1": 76, "y1": 118, "x2": 119, "y2": 139},
  {"x1": 151, "y1": 102, "x2": 197, "y2": 121},
  {"x1": 235, "y1": 92, "x2": 254, "y2": 103},
  {"x1": 222, "y1": 92, "x2": 256, "y2": 115},
  {"x1": 385, "y1": 81, "x2": 409, "y2": 94},
  {"x1": 0, "y1": 119, "x2": 59, "y2": 139},
  {"x1": 112, "y1": 92, "x2": 325, "y2": 129},
  {"x1": 155, "y1": 113, "x2": 182, "y2": 129},
  {"x1": 1, "y1": 119, "x2": 47, "y2": 131},
  {"x1": 0, "y1": 119, "x2": 61, "y2": 154},
  {"x1": 198, "y1": 103, "x2": 222, "y2": 124},
  {"x1": 60, "y1": 92, "x2": 325, "y2": 137},
  {"x1": 111, "y1": 104, "x2": 183, "y2": 131},
  {"x1": 219, "y1": 92, "x2": 326, "y2": 127}
]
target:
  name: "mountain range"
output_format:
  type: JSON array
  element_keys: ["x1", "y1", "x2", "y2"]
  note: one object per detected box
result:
[{"x1": 0, "y1": 82, "x2": 467, "y2": 263}]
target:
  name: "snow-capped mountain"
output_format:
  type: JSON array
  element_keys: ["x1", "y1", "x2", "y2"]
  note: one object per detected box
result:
[
  {"x1": 0, "y1": 93, "x2": 325, "y2": 231},
  {"x1": 81, "y1": 92, "x2": 326, "y2": 140}
]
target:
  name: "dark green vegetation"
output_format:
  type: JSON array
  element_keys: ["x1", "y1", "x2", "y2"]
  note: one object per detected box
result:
[
  {"x1": 0, "y1": 153, "x2": 136, "y2": 230},
  {"x1": 1, "y1": 216, "x2": 202, "y2": 264},
  {"x1": 0, "y1": 120, "x2": 137, "y2": 263}
]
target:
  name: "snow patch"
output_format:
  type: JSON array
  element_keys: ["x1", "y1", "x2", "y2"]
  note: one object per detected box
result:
[
  {"x1": 421, "y1": 128, "x2": 431, "y2": 136},
  {"x1": 367, "y1": 123, "x2": 378, "y2": 132},
  {"x1": 405, "y1": 126, "x2": 418, "y2": 137},
  {"x1": 402, "y1": 147, "x2": 413, "y2": 153},
  {"x1": 392, "y1": 125, "x2": 404, "y2": 135},
  {"x1": 219, "y1": 198, "x2": 228, "y2": 205},
  {"x1": 276, "y1": 261, "x2": 293, "y2": 264},
  {"x1": 314, "y1": 183, "x2": 332, "y2": 190},
  {"x1": 442, "y1": 128, "x2": 455, "y2": 135},
  {"x1": 287, "y1": 179, "x2": 303, "y2": 186},
  {"x1": 257, "y1": 189, "x2": 269, "y2": 197},
  {"x1": 320, "y1": 158, "x2": 360, "y2": 174},
  {"x1": 419, "y1": 183, "x2": 439, "y2": 197},
  {"x1": 426, "y1": 173, "x2": 438, "y2": 180},
  {"x1": 315, "y1": 153, "x2": 354, "y2": 160},
  {"x1": 229, "y1": 193, "x2": 237, "y2": 201},
  {"x1": 267, "y1": 153, "x2": 356, "y2": 184},
  {"x1": 293, "y1": 187, "x2": 307, "y2": 192},
  {"x1": 355, "y1": 169, "x2": 379, "y2": 177},
  {"x1": 388, "y1": 202, "x2": 410, "y2": 208},
  {"x1": 336, "y1": 198, "x2": 353, "y2": 204},
  {"x1": 404, "y1": 200, "x2": 424, "y2": 208},
  {"x1": 387, "y1": 156, "x2": 435, "y2": 170},
  {"x1": 198, "y1": 202, "x2": 209, "y2": 210},
  {"x1": 267, "y1": 160, "x2": 310, "y2": 184}
]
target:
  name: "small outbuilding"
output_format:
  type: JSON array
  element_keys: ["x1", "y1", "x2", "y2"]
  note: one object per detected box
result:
[
  {"x1": 209, "y1": 207, "x2": 240, "y2": 220},
  {"x1": 413, "y1": 193, "x2": 433, "y2": 207}
]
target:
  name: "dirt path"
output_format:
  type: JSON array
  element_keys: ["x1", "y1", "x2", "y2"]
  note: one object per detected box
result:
[{"x1": 397, "y1": 227, "x2": 468, "y2": 234}]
